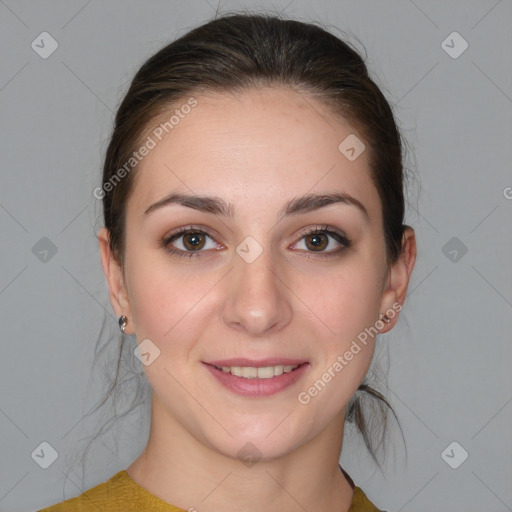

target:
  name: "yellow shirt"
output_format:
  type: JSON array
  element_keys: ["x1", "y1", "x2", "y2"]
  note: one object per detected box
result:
[{"x1": 37, "y1": 469, "x2": 385, "y2": 511}]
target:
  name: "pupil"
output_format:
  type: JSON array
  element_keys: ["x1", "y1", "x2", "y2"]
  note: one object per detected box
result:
[{"x1": 189, "y1": 234, "x2": 201, "y2": 245}]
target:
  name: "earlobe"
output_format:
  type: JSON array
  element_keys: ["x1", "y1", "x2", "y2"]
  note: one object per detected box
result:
[
  {"x1": 98, "y1": 228, "x2": 132, "y2": 328},
  {"x1": 378, "y1": 227, "x2": 417, "y2": 332}
]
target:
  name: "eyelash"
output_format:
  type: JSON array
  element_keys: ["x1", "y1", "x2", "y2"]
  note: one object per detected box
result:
[{"x1": 161, "y1": 225, "x2": 352, "y2": 260}]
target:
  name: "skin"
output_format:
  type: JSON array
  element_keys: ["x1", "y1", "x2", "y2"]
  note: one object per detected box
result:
[{"x1": 99, "y1": 86, "x2": 416, "y2": 512}]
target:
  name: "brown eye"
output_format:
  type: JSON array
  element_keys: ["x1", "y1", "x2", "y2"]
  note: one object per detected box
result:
[
  {"x1": 182, "y1": 231, "x2": 207, "y2": 251},
  {"x1": 305, "y1": 232, "x2": 329, "y2": 251},
  {"x1": 293, "y1": 226, "x2": 351, "y2": 257},
  {"x1": 162, "y1": 227, "x2": 219, "y2": 258}
]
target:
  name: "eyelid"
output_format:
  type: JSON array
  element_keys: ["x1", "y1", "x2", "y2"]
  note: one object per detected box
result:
[
  {"x1": 299, "y1": 224, "x2": 348, "y2": 239},
  {"x1": 163, "y1": 224, "x2": 222, "y2": 242}
]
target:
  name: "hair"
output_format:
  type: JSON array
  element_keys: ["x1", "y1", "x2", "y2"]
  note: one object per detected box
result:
[{"x1": 72, "y1": 11, "x2": 414, "y2": 481}]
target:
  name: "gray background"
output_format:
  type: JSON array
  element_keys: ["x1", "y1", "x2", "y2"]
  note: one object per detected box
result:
[{"x1": 1, "y1": 0, "x2": 511, "y2": 511}]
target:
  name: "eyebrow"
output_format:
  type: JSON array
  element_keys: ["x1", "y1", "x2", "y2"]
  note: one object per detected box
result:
[{"x1": 144, "y1": 191, "x2": 369, "y2": 221}]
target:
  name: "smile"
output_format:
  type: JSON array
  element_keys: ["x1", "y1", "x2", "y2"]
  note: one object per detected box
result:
[
  {"x1": 214, "y1": 364, "x2": 300, "y2": 379},
  {"x1": 204, "y1": 362, "x2": 309, "y2": 397}
]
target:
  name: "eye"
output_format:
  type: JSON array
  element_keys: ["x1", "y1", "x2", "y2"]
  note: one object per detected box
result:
[
  {"x1": 162, "y1": 224, "x2": 351, "y2": 259},
  {"x1": 291, "y1": 225, "x2": 351, "y2": 257},
  {"x1": 162, "y1": 226, "x2": 221, "y2": 258}
]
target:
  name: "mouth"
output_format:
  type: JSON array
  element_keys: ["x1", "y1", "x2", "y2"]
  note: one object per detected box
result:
[{"x1": 203, "y1": 360, "x2": 310, "y2": 397}]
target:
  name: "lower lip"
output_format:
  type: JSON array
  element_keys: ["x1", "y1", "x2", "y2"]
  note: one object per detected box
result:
[{"x1": 204, "y1": 363, "x2": 310, "y2": 397}]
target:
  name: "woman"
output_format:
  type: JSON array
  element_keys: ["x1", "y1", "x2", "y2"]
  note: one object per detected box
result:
[{"x1": 39, "y1": 12, "x2": 416, "y2": 512}]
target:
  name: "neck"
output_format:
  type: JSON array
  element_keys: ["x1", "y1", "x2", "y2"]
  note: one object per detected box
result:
[{"x1": 126, "y1": 394, "x2": 354, "y2": 512}]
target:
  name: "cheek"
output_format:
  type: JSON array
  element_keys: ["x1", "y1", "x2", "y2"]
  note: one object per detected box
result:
[
  {"x1": 124, "y1": 247, "x2": 190, "y2": 339},
  {"x1": 124, "y1": 248, "x2": 222, "y2": 363},
  {"x1": 297, "y1": 254, "x2": 385, "y2": 406},
  {"x1": 298, "y1": 268, "x2": 382, "y2": 417},
  {"x1": 303, "y1": 257, "x2": 385, "y2": 344}
]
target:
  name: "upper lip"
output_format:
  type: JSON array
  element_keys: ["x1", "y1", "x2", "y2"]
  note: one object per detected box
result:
[{"x1": 205, "y1": 358, "x2": 308, "y2": 367}]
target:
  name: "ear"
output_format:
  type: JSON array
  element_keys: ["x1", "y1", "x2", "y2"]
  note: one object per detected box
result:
[
  {"x1": 98, "y1": 227, "x2": 133, "y2": 333},
  {"x1": 378, "y1": 226, "x2": 416, "y2": 333}
]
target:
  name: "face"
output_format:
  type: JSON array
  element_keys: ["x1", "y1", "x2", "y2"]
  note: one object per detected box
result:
[{"x1": 101, "y1": 86, "x2": 408, "y2": 461}]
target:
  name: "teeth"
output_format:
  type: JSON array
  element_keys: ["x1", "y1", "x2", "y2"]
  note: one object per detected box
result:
[{"x1": 218, "y1": 364, "x2": 300, "y2": 379}]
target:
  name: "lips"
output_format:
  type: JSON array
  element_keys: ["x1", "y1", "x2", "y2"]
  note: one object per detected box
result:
[{"x1": 203, "y1": 359, "x2": 310, "y2": 397}]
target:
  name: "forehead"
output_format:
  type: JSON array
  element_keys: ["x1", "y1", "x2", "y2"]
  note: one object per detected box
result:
[{"x1": 128, "y1": 86, "x2": 380, "y2": 221}]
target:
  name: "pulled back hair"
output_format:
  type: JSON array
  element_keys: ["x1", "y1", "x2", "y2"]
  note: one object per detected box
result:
[{"x1": 75, "y1": 11, "x2": 413, "y2": 479}]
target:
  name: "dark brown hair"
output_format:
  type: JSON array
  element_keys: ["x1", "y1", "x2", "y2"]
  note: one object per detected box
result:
[{"x1": 80, "y1": 11, "x2": 412, "y2": 476}]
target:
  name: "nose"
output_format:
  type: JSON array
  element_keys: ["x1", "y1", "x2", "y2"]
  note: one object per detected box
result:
[{"x1": 221, "y1": 246, "x2": 293, "y2": 337}]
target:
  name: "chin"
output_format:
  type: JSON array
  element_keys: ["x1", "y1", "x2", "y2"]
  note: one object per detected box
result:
[
  {"x1": 213, "y1": 436, "x2": 296, "y2": 465},
  {"x1": 201, "y1": 418, "x2": 315, "y2": 465}
]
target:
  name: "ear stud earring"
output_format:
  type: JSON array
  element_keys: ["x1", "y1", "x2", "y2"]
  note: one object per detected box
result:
[{"x1": 118, "y1": 315, "x2": 128, "y2": 333}]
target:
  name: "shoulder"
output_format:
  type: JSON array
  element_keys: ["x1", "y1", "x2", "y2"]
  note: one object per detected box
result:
[
  {"x1": 341, "y1": 465, "x2": 385, "y2": 512},
  {"x1": 36, "y1": 470, "x2": 186, "y2": 511},
  {"x1": 350, "y1": 486, "x2": 387, "y2": 512}
]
